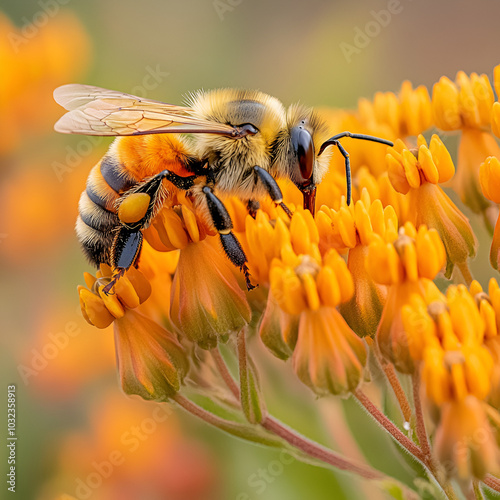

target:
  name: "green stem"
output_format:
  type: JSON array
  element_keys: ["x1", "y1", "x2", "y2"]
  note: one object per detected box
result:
[
  {"x1": 411, "y1": 373, "x2": 458, "y2": 499},
  {"x1": 354, "y1": 389, "x2": 426, "y2": 462},
  {"x1": 457, "y1": 261, "x2": 474, "y2": 286},
  {"x1": 210, "y1": 336, "x2": 396, "y2": 484},
  {"x1": 260, "y1": 415, "x2": 383, "y2": 481},
  {"x1": 172, "y1": 393, "x2": 280, "y2": 448},
  {"x1": 354, "y1": 389, "x2": 460, "y2": 499},
  {"x1": 374, "y1": 344, "x2": 412, "y2": 423},
  {"x1": 412, "y1": 371, "x2": 433, "y2": 467},
  {"x1": 472, "y1": 480, "x2": 485, "y2": 500},
  {"x1": 211, "y1": 346, "x2": 240, "y2": 399},
  {"x1": 174, "y1": 393, "x2": 388, "y2": 483}
]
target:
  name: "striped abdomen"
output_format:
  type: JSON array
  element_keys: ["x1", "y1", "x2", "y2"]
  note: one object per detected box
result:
[{"x1": 76, "y1": 154, "x2": 137, "y2": 267}]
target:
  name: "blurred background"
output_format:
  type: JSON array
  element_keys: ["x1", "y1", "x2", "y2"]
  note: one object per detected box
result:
[{"x1": 1, "y1": 1, "x2": 500, "y2": 499}]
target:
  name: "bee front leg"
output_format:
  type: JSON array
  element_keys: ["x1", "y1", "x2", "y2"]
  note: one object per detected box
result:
[
  {"x1": 253, "y1": 166, "x2": 293, "y2": 218},
  {"x1": 202, "y1": 186, "x2": 256, "y2": 291}
]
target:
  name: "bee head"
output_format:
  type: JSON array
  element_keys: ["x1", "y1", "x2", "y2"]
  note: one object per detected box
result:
[
  {"x1": 190, "y1": 89, "x2": 286, "y2": 168},
  {"x1": 276, "y1": 105, "x2": 331, "y2": 212}
]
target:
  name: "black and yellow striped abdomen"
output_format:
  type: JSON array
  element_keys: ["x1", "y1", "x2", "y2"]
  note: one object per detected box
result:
[
  {"x1": 76, "y1": 154, "x2": 137, "y2": 266},
  {"x1": 76, "y1": 135, "x2": 195, "y2": 267}
]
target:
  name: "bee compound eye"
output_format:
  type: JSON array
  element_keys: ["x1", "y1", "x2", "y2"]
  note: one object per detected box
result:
[{"x1": 292, "y1": 127, "x2": 314, "y2": 181}]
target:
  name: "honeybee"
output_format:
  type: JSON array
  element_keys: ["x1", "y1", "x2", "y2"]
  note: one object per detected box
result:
[{"x1": 54, "y1": 84, "x2": 392, "y2": 291}]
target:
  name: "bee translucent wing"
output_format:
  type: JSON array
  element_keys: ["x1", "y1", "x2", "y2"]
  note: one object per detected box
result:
[{"x1": 54, "y1": 84, "x2": 236, "y2": 136}]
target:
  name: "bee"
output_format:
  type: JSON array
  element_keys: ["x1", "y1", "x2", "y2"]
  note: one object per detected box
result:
[{"x1": 54, "y1": 84, "x2": 392, "y2": 291}]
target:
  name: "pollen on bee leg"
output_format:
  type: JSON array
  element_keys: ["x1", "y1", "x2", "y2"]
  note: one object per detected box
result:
[{"x1": 118, "y1": 192, "x2": 151, "y2": 224}]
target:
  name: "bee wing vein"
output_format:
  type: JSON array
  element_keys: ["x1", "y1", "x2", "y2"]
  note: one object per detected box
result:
[{"x1": 54, "y1": 84, "x2": 235, "y2": 136}]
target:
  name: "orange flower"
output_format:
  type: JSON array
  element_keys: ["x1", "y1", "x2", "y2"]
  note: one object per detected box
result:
[
  {"x1": 432, "y1": 70, "x2": 499, "y2": 214},
  {"x1": 359, "y1": 80, "x2": 432, "y2": 138},
  {"x1": 243, "y1": 207, "x2": 366, "y2": 394},
  {"x1": 258, "y1": 290, "x2": 299, "y2": 360},
  {"x1": 78, "y1": 265, "x2": 188, "y2": 400},
  {"x1": 145, "y1": 200, "x2": 252, "y2": 349},
  {"x1": 479, "y1": 157, "x2": 500, "y2": 269},
  {"x1": 368, "y1": 223, "x2": 446, "y2": 372},
  {"x1": 471, "y1": 279, "x2": 500, "y2": 409},
  {"x1": 356, "y1": 168, "x2": 410, "y2": 223},
  {"x1": 387, "y1": 135, "x2": 477, "y2": 278},
  {"x1": 170, "y1": 238, "x2": 251, "y2": 349},
  {"x1": 432, "y1": 71, "x2": 494, "y2": 131},
  {"x1": 434, "y1": 397, "x2": 498, "y2": 480},
  {"x1": 402, "y1": 283, "x2": 494, "y2": 410},
  {"x1": 316, "y1": 190, "x2": 398, "y2": 337},
  {"x1": 78, "y1": 265, "x2": 151, "y2": 329},
  {"x1": 115, "y1": 309, "x2": 189, "y2": 401},
  {"x1": 50, "y1": 391, "x2": 219, "y2": 500},
  {"x1": 457, "y1": 129, "x2": 500, "y2": 214},
  {"x1": 292, "y1": 306, "x2": 367, "y2": 396}
]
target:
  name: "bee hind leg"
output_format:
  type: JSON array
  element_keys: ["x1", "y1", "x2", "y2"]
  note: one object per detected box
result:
[
  {"x1": 102, "y1": 268, "x2": 126, "y2": 295},
  {"x1": 103, "y1": 227, "x2": 144, "y2": 295},
  {"x1": 202, "y1": 186, "x2": 257, "y2": 290},
  {"x1": 253, "y1": 166, "x2": 292, "y2": 218}
]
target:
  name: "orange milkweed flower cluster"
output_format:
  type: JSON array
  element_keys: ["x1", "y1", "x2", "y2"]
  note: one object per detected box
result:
[{"x1": 77, "y1": 65, "x2": 500, "y2": 494}]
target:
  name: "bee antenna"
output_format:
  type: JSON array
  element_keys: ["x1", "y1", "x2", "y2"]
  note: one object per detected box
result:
[
  {"x1": 318, "y1": 132, "x2": 393, "y2": 156},
  {"x1": 318, "y1": 131, "x2": 394, "y2": 206}
]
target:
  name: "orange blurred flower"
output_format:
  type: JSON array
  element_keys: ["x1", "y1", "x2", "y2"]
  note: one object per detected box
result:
[
  {"x1": 359, "y1": 80, "x2": 432, "y2": 138},
  {"x1": 0, "y1": 11, "x2": 91, "y2": 153},
  {"x1": 434, "y1": 397, "x2": 498, "y2": 480},
  {"x1": 480, "y1": 156, "x2": 500, "y2": 269},
  {"x1": 49, "y1": 391, "x2": 220, "y2": 500}
]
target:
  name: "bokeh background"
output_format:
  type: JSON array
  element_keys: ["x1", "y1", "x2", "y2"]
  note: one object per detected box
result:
[{"x1": 1, "y1": 1, "x2": 500, "y2": 499}]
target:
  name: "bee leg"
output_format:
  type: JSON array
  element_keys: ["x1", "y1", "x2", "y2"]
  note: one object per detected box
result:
[
  {"x1": 253, "y1": 166, "x2": 292, "y2": 219},
  {"x1": 202, "y1": 186, "x2": 257, "y2": 290},
  {"x1": 102, "y1": 268, "x2": 126, "y2": 295},
  {"x1": 132, "y1": 170, "x2": 196, "y2": 198},
  {"x1": 103, "y1": 227, "x2": 143, "y2": 295},
  {"x1": 246, "y1": 199, "x2": 260, "y2": 219},
  {"x1": 158, "y1": 170, "x2": 197, "y2": 190}
]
